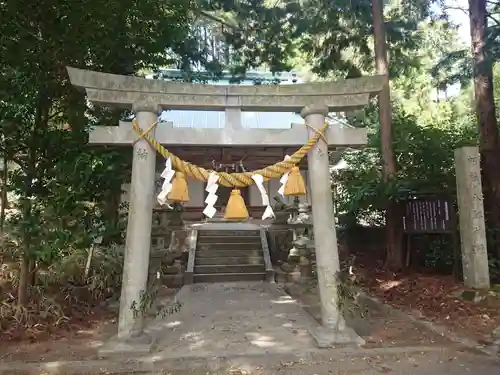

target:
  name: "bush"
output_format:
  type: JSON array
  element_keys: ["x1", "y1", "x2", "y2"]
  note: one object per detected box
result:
[{"x1": 0, "y1": 243, "x2": 125, "y2": 341}]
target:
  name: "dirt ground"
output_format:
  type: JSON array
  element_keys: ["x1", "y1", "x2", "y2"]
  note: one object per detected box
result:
[
  {"x1": 0, "y1": 282, "x2": 455, "y2": 364},
  {"x1": 284, "y1": 283, "x2": 453, "y2": 349},
  {"x1": 356, "y1": 266, "x2": 500, "y2": 345},
  {"x1": 0, "y1": 308, "x2": 116, "y2": 362},
  {"x1": 1, "y1": 273, "x2": 498, "y2": 364},
  {"x1": 1, "y1": 347, "x2": 500, "y2": 375},
  {"x1": 0, "y1": 286, "x2": 179, "y2": 363}
]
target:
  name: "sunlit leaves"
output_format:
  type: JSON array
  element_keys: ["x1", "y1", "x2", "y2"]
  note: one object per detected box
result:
[
  {"x1": 432, "y1": 0, "x2": 500, "y2": 87},
  {"x1": 335, "y1": 107, "x2": 477, "y2": 224}
]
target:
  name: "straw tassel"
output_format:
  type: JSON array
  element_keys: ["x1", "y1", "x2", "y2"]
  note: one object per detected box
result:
[
  {"x1": 168, "y1": 172, "x2": 189, "y2": 202},
  {"x1": 224, "y1": 189, "x2": 249, "y2": 220},
  {"x1": 284, "y1": 166, "x2": 306, "y2": 196}
]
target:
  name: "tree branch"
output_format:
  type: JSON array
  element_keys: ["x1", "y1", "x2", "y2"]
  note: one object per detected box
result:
[
  {"x1": 11, "y1": 154, "x2": 25, "y2": 170},
  {"x1": 487, "y1": 13, "x2": 500, "y2": 25},
  {"x1": 443, "y1": 6, "x2": 469, "y2": 16},
  {"x1": 198, "y1": 10, "x2": 240, "y2": 31}
]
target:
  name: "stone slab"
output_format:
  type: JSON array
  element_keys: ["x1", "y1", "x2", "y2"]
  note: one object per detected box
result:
[
  {"x1": 193, "y1": 264, "x2": 265, "y2": 274},
  {"x1": 144, "y1": 282, "x2": 321, "y2": 359},
  {"x1": 98, "y1": 333, "x2": 156, "y2": 358},
  {"x1": 89, "y1": 120, "x2": 368, "y2": 147},
  {"x1": 67, "y1": 67, "x2": 385, "y2": 97},
  {"x1": 67, "y1": 67, "x2": 384, "y2": 112},
  {"x1": 197, "y1": 229, "x2": 262, "y2": 237},
  {"x1": 193, "y1": 272, "x2": 267, "y2": 283},
  {"x1": 195, "y1": 256, "x2": 265, "y2": 265},
  {"x1": 189, "y1": 222, "x2": 266, "y2": 230},
  {"x1": 309, "y1": 325, "x2": 365, "y2": 348},
  {"x1": 86, "y1": 88, "x2": 372, "y2": 112},
  {"x1": 195, "y1": 248, "x2": 263, "y2": 258},
  {"x1": 197, "y1": 235, "x2": 262, "y2": 244}
]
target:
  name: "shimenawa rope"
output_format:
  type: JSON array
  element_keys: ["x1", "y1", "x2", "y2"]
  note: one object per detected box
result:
[{"x1": 131, "y1": 120, "x2": 328, "y2": 188}]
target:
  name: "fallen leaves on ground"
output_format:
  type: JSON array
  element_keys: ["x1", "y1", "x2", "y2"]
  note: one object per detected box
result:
[
  {"x1": 357, "y1": 266, "x2": 500, "y2": 344},
  {"x1": 0, "y1": 308, "x2": 116, "y2": 362}
]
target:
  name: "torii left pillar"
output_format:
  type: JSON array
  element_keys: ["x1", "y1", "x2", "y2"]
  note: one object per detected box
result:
[{"x1": 101, "y1": 103, "x2": 160, "y2": 355}]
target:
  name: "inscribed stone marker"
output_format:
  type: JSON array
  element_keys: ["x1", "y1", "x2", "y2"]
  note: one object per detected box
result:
[{"x1": 454, "y1": 146, "x2": 490, "y2": 289}]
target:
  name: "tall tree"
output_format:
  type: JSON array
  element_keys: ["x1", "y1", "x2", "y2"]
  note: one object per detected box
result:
[
  {"x1": 0, "y1": 0, "x2": 321, "y2": 306},
  {"x1": 469, "y1": 0, "x2": 500, "y2": 260},
  {"x1": 0, "y1": 151, "x2": 6, "y2": 231},
  {"x1": 0, "y1": 0, "x2": 211, "y2": 306},
  {"x1": 372, "y1": 0, "x2": 404, "y2": 270}
]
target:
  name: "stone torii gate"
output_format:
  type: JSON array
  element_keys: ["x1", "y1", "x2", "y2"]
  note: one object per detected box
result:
[{"x1": 66, "y1": 67, "x2": 383, "y2": 351}]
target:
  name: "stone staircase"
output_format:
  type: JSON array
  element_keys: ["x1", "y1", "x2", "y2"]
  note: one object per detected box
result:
[{"x1": 192, "y1": 229, "x2": 268, "y2": 283}]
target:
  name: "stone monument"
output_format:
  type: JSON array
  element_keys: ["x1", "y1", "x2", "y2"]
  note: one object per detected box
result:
[{"x1": 454, "y1": 146, "x2": 490, "y2": 289}]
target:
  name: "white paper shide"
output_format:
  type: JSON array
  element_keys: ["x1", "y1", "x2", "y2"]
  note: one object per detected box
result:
[
  {"x1": 252, "y1": 174, "x2": 275, "y2": 220},
  {"x1": 157, "y1": 157, "x2": 175, "y2": 208},
  {"x1": 203, "y1": 172, "x2": 219, "y2": 218},
  {"x1": 278, "y1": 155, "x2": 292, "y2": 197}
]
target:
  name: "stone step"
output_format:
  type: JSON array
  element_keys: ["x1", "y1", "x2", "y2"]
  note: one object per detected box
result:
[
  {"x1": 195, "y1": 256, "x2": 264, "y2": 266},
  {"x1": 195, "y1": 249, "x2": 263, "y2": 258},
  {"x1": 198, "y1": 230, "x2": 261, "y2": 237},
  {"x1": 197, "y1": 242, "x2": 262, "y2": 252},
  {"x1": 194, "y1": 264, "x2": 265, "y2": 274},
  {"x1": 193, "y1": 272, "x2": 266, "y2": 283},
  {"x1": 197, "y1": 235, "x2": 261, "y2": 244}
]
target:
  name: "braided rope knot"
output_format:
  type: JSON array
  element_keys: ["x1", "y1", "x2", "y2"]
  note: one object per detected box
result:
[{"x1": 132, "y1": 120, "x2": 328, "y2": 187}]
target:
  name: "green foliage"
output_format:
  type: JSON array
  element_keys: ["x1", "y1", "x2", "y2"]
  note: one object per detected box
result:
[
  {"x1": 432, "y1": 1, "x2": 500, "y2": 87},
  {"x1": 4, "y1": 136, "x2": 130, "y2": 263},
  {"x1": 288, "y1": 0, "x2": 448, "y2": 78},
  {"x1": 0, "y1": 0, "x2": 216, "y2": 310},
  {"x1": 335, "y1": 106, "x2": 477, "y2": 224},
  {"x1": 0, "y1": 243, "x2": 125, "y2": 340},
  {"x1": 420, "y1": 237, "x2": 455, "y2": 272},
  {"x1": 0, "y1": 0, "x2": 496, "y2": 335}
]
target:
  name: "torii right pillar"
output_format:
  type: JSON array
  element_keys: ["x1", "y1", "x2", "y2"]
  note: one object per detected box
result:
[{"x1": 301, "y1": 104, "x2": 364, "y2": 347}]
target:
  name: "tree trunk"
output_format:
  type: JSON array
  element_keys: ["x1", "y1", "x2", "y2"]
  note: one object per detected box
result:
[
  {"x1": 29, "y1": 259, "x2": 36, "y2": 287},
  {"x1": 372, "y1": 0, "x2": 404, "y2": 271},
  {"x1": 469, "y1": 0, "x2": 500, "y2": 262},
  {"x1": 16, "y1": 88, "x2": 50, "y2": 306},
  {"x1": 0, "y1": 152, "x2": 7, "y2": 231},
  {"x1": 17, "y1": 254, "x2": 30, "y2": 307},
  {"x1": 102, "y1": 185, "x2": 122, "y2": 244}
]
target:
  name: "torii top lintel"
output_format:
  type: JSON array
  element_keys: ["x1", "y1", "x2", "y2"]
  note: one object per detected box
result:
[{"x1": 66, "y1": 67, "x2": 384, "y2": 112}]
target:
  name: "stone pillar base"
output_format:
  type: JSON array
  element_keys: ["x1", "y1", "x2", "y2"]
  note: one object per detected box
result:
[
  {"x1": 98, "y1": 332, "x2": 156, "y2": 357},
  {"x1": 266, "y1": 269, "x2": 276, "y2": 283},
  {"x1": 309, "y1": 325, "x2": 365, "y2": 348}
]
